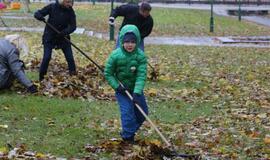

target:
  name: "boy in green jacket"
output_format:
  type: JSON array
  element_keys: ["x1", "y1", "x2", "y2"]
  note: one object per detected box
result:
[{"x1": 104, "y1": 25, "x2": 148, "y2": 143}]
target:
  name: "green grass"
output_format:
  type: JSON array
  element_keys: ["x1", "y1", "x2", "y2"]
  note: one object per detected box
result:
[
  {"x1": 0, "y1": 91, "x2": 213, "y2": 158},
  {"x1": 150, "y1": 100, "x2": 213, "y2": 123},
  {"x1": 2, "y1": 3, "x2": 270, "y2": 36},
  {"x1": 0, "y1": 93, "x2": 118, "y2": 157},
  {"x1": 151, "y1": 8, "x2": 270, "y2": 36}
]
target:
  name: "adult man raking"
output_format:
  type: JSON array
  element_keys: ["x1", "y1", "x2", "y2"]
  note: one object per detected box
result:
[{"x1": 109, "y1": 2, "x2": 153, "y2": 51}]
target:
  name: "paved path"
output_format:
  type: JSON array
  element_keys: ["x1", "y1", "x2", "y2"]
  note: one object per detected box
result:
[
  {"x1": 1, "y1": 15, "x2": 32, "y2": 19},
  {"x1": 0, "y1": 26, "x2": 269, "y2": 48},
  {"x1": 144, "y1": 36, "x2": 270, "y2": 48},
  {"x1": 243, "y1": 16, "x2": 270, "y2": 26}
]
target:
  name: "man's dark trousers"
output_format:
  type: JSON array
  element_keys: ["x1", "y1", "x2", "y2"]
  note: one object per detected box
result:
[{"x1": 39, "y1": 42, "x2": 76, "y2": 78}]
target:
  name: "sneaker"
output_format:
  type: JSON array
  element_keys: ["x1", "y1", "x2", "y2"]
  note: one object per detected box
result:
[{"x1": 39, "y1": 74, "x2": 44, "y2": 82}]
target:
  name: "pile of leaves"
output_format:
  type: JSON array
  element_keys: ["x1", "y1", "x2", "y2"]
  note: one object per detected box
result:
[
  {"x1": 12, "y1": 57, "x2": 160, "y2": 100},
  {"x1": 85, "y1": 139, "x2": 198, "y2": 160},
  {"x1": 38, "y1": 63, "x2": 112, "y2": 101},
  {"x1": 13, "y1": 58, "x2": 115, "y2": 101}
]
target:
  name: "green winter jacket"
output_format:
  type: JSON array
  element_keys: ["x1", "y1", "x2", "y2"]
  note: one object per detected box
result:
[{"x1": 104, "y1": 25, "x2": 147, "y2": 94}]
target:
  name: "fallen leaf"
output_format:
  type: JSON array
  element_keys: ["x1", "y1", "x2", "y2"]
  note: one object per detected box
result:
[
  {"x1": 264, "y1": 135, "x2": 270, "y2": 144},
  {"x1": 0, "y1": 125, "x2": 8, "y2": 129}
]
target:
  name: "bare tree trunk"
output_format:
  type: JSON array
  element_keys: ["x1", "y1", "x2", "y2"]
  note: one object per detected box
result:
[{"x1": 21, "y1": 0, "x2": 31, "y2": 13}]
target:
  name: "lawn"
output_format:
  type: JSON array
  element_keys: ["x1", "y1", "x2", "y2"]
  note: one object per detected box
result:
[
  {"x1": 0, "y1": 3, "x2": 270, "y2": 159},
  {"x1": 0, "y1": 32, "x2": 269, "y2": 158}
]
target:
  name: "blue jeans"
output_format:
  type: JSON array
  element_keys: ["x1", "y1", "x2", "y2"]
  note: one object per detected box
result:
[
  {"x1": 0, "y1": 61, "x2": 24, "y2": 89},
  {"x1": 115, "y1": 35, "x2": 144, "y2": 51},
  {"x1": 0, "y1": 71, "x2": 14, "y2": 89},
  {"x1": 39, "y1": 43, "x2": 76, "y2": 78},
  {"x1": 115, "y1": 91, "x2": 148, "y2": 139}
]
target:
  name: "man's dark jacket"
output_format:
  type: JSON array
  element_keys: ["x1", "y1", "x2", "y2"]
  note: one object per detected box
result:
[
  {"x1": 110, "y1": 3, "x2": 153, "y2": 39},
  {"x1": 34, "y1": 2, "x2": 76, "y2": 45}
]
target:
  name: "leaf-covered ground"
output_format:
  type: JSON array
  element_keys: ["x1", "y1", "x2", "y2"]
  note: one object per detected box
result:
[{"x1": 0, "y1": 31, "x2": 269, "y2": 159}]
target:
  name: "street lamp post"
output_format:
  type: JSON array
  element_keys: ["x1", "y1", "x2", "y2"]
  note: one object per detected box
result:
[
  {"x1": 238, "y1": 0, "x2": 241, "y2": 21},
  {"x1": 210, "y1": 0, "x2": 214, "y2": 32},
  {"x1": 109, "y1": 0, "x2": 114, "y2": 41},
  {"x1": 91, "y1": 0, "x2": 96, "y2": 5}
]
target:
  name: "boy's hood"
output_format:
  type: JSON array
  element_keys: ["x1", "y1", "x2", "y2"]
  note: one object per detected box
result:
[{"x1": 119, "y1": 25, "x2": 141, "y2": 52}]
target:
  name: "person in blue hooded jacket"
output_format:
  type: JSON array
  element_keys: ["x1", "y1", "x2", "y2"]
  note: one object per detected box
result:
[{"x1": 34, "y1": 0, "x2": 77, "y2": 81}]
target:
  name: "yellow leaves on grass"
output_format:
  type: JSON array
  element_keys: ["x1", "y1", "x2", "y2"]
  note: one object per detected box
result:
[
  {"x1": 185, "y1": 141, "x2": 200, "y2": 148},
  {"x1": 264, "y1": 135, "x2": 270, "y2": 145},
  {"x1": 260, "y1": 100, "x2": 270, "y2": 109},
  {"x1": 0, "y1": 144, "x2": 59, "y2": 159},
  {"x1": 146, "y1": 88, "x2": 158, "y2": 97},
  {"x1": 148, "y1": 139, "x2": 162, "y2": 147},
  {"x1": 0, "y1": 125, "x2": 8, "y2": 129},
  {"x1": 46, "y1": 118, "x2": 55, "y2": 127},
  {"x1": 158, "y1": 75, "x2": 172, "y2": 81},
  {"x1": 0, "y1": 147, "x2": 8, "y2": 155},
  {"x1": 246, "y1": 72, "x2": 256, "y2": 81},
  {"x1": 36, "y1": 152, "x2": 46, "y2": 159},
  {"x1": 248, "y1": 131, "x2": 260, "y2": 139}
]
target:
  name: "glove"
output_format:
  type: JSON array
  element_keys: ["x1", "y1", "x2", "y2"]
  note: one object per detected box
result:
[
  {"x1": 19, "y1": 60, "x2": 25, "y2": 69},
  {"x1": 132, "y1": 93, "x2": 141, "y2": 106},
  {"x1": 109, "y1": 17, "x2": 115, "y2": 25},
  {"x1": 116, "y1": 85, "x2": 126, "y2": 94},
  {"x1": 34, "y1": 13, "x2": 45, "y2": 21},
  {"x1": 27, "y1": 84, "x2": 38, "y2": 93}
]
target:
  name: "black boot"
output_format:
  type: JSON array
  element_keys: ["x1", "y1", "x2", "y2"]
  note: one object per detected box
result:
[
  {"x1": 69, "y1": 71, "x2": 77, "y2": 76},
  {"x1": 122, "y1": 136, "x2": 135, "y2": 144},
  {"x1": 39, "y1": 73, "x2": 45, "y2": 82}
]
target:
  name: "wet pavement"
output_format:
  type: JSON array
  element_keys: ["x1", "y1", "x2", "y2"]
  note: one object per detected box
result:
[
  {"x1": 243, "y1": 16, "x2": 270, "y2": 26},
  {"x1": 1, "y1": 15, "x2": 32, "y2": 19},
  {"x1": 145, "y1": 36, "x2": 270, "y2": 48}
]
